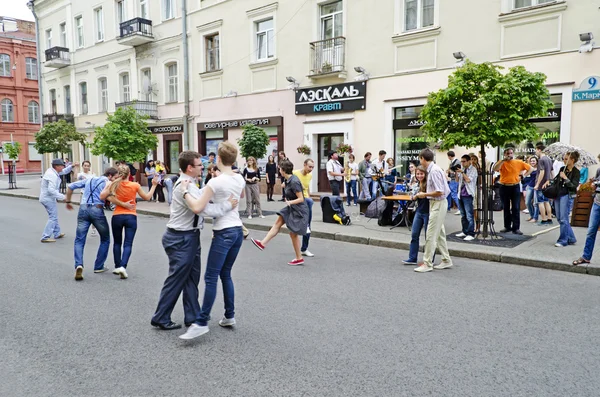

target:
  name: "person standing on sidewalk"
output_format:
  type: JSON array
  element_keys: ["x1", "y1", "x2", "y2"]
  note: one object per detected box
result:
[
  {"x1": 414, "y1": 149, "x2": 453, "y2": 273},
  {"x1": 243, "y1": 156, "x2": 264, "y2": 219},
  {"x1": 326, "y1": 151, "x2": 344, "y2": 196},
  {"x1": 554, "y1": 151, "x2": 580, "y2": 248},
  {"x1": 39, "y1": 158, "x2": 77, "y2": 243},
  {"x1": 151, "y1": 150, "x2": 237, "y2": 332},
  {"x1": 266, "y1": 155, "x2": 277, "y2": 202},
  {"x1": 534, "y1": 144, "x2": 554, "y2": 225},
  {"x1": 573, "y1": 160, "x2": 600, "y2": 266},
  {"x1": 446, "y1": 151, "x2": 461, "y2": 214},
  {"x1": 64, "y1": 167, "x2": 127, "y2": 281},
  {"x1": 493, "y1": 147, "x2": 532, "y2": 235},
  {"x1": 525, "y1": 156, "x2": 539, "y2": 223},
  {"x1": 455, "y1": 154, "x2": 478, "y2": 241},
  {"x1": 358, "y1": 152, "x2": 373, "y2": 200},
  {"x1": 294, "y1": 158, "x2": 315, "y2": 258},
  {"x1": 345, "y1": 154, "x2": 359, "y2": 206}
]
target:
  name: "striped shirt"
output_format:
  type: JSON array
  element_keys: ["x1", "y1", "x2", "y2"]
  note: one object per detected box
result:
[{"x1": 426, "y1": 162, "x2": 450, "y2": 201}]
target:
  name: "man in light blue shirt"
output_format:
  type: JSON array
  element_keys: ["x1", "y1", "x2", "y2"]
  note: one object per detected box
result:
[{"x1": 39, "y1": 158, "x2": 77, "y2": 242}]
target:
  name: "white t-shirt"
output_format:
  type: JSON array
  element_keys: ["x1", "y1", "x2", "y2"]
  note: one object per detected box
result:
[
  {"x1": 206, "y1": 173, "x2": 245, "y2": 230},
  {"x1": 77, "y1": 172, "x2": 96, "y2": 203},
  {"x1": 348, "y1": 163, "x2": 359, "y2": 181}
]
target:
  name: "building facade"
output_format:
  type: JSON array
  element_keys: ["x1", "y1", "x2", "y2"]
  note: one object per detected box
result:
[
  {"x1": 35, "y1": 0, "x2": 600, "y2": 193},
  {"x1": 0, "y1": 17, "x2": 41, "y2": 173}
]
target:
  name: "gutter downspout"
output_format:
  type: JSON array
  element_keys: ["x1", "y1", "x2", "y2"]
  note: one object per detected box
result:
[
  {"x1": 28, "y1": 0, "x2": 45, "y2": 172},
  {"x1": 182, "y1": 0, "x2": 191, "y2": 151}
]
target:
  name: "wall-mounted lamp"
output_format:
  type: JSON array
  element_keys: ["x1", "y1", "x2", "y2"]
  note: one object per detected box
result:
[
  {"x1": 453, "y1": 51, "x2": 467, "y2": 67},
  {"x1": 12, "y1": 63, "x2": 17, "y2": 70},
  {"x1": 579, "y1": 33, "x2": 595, "y2": 53},
  {"x1": 354, "y1": 66, "x2": 370, "y2": 81},
  {"x1": 224, "y1": 90, "x2": 238, "y2": 98},
  {"x1": 286, "y1": 76, "x2": 299, "y2": 90}
]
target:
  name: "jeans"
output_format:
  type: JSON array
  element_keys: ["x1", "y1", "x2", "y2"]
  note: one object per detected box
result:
[
  {"x1": 447, "y1": 181, "x2": 459, "y2": 210},
  {"x1": 164, "y1": 178, "x2": 174, "y2": 205},
  {"x1": 74, "y1": 205, "x2": 110, "y2": 270},
  {"x1": 360, "y1": 178, "x2": 372, "y2": 200},
  {"x1": 301, "y1": 198, "x2": 313, "y2": 252},
  {"x1": 111, "y1": 214, "x2": 138, "y2": 268},
  {"x1": 582, "y1": 202, "x2": 600, "y2": 261},
  {"x1": 346, "y1": 180, "x2": 358, "y2": 205},
  {"x1": 458, "y1": 195, "x2": 475, "y2": 236},
  {"x1": 500, "y1": 184, "x2": 521, "y2": 231},
  {"x1": 196, "y1": 227, "x2": 244, "y2": 326},
  {"x1": 407, "y1": 210, "x2": 429, "y2": 262},
  {"x1": 40, "y1": 200, "x2": 61, "y2": 240},
  {"x1": 525, "y1": 186, "x2": 539, "y2": 220},
  {"x1": 556, "y1": 194, "x2": 576, "y2": 246}
]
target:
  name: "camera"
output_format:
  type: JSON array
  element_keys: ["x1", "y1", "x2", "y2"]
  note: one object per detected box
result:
[{"x1": 450, "y1": 164, "x2": 462, "y2": 172}]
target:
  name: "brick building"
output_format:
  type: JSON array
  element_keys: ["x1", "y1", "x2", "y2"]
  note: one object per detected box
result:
[{"x1": 0, "y1": 17, "x2": 41, "y2": 173}]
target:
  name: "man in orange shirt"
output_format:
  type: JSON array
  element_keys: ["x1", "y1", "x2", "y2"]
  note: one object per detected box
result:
[{"x1": 493, "y1": 147, "x2": 533, "y2": 235}]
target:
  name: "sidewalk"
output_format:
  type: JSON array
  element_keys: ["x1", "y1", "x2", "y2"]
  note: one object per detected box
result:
[{"x1": 2, "y1": 176, "x2": 599, "y2": 276}]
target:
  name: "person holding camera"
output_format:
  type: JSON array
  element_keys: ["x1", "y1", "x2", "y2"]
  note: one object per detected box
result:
[
  {"x1": 446, "y1": 151, "x2": 461, "y2": 214},
  {"x1": 493, "y1": 147, "x2": 532, "y2": 235},
  {"x1": 456, "y1": 154, "x2": 478, "y2": 241}
]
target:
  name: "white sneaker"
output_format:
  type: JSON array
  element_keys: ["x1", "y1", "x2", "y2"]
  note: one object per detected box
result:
[
  {"x1": 433, "y1": 262, "x2": 453, "y2": 270},
  {"x1": 301, "y1": 250, "x2": 314, "y2": 257},
  {"x1": 414, "y1": 264, "x2": 433, "y2": 273},
  {"x1": 219, "y1": 317, "x2": 236, "y2": 327},
  {"x1": 179, "y1": 324, "x2": 209, "y2": 340},
  {"x1": 353, "y1": 203, "x2": 358, "y2": 206},
  {"x1": 464, "y1": 235, "x2": 475, "y2": 241},
  {"x1": 259, "y1": 215, "x2": 265, "y2": 219},
  {"x1": 248, "y1": 215, "x2": 253, "y2": 219},
  {"x1": 522, "y1": 209, "x2": 529, "y2": 214},
  {"x1": 113, "y1": 267, "x2": 128, "y2": 279},
  {"x1": 456, "y1": 232, "x2": 466, "y2": 238},
  {"x1": 454, "y1": 210, "x2": 461, "y2": 215},
  {"x1": 555, "y1": 243, "x2": 565, "y2": 247}
]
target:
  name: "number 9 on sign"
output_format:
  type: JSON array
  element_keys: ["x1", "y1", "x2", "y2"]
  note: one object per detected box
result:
[{"x1": 587, "y1": 77, "x2": 598, "y2": 89}]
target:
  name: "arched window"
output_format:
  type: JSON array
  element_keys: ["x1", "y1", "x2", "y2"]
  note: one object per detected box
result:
[
  {"x1": 1, "y1": 98, "x2": 14, "y2": 122},
  {"x1": 0, "y1": 54, "x2": 10, "y2": 77},
  {"x1": 28, "y1": 101, "x2": 40, "y2": 123}
]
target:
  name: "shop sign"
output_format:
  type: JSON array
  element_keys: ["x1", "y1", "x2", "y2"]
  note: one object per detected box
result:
[
  {"x1": 295, "y1": 82, "x2": 367, "y2": 115},
  {"x1": 529, "y1": 108, "x2": 561, "y2": 123},
  {"x1": 573, "y1": 76, "x2": 600, "y2": 102},
  {"x1": 199, "y1": 116, "x2": 283, "y2": 130},
  {"x1": 393, "y1": 118, "x2": 427, "y2": 130},
  {"x1": 149, "y1": 124, "x2": 183, "y2": 134}
]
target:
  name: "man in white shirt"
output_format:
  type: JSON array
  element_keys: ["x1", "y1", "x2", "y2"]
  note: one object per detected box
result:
[
  {"x1": 371, "y1": 150, "x2": 389, "y2": 198},
  {"x1": 39, "y1": 158, "x2": 77, "y2": 243},
  {"x1": 326, "y1": 151, "x2": 344, "y2": 196},
  {"x1": 455, "y1": 154, "x2": 478, "y2": 241}
]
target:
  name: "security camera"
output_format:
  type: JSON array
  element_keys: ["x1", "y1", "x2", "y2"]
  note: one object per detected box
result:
[
  {"x1": 453, "y1": 52, "x2": 466, "y2": 60},
  {"x1": 580, "y1": 33, "x2": 594, "y2": 43},
  {"x1": 286, "y1": 76, "x2": 296, "y2": 83},
  {"x1": 579, "y1": 33, "x2": 595, "y2": 53},
  {"x1": 354, "y1": 66, "x2": 365, "y2": 73}
]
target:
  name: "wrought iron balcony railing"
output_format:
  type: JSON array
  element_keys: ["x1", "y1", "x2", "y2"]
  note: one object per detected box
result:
[
  {"x1": 309, "y1": 37, "x2": 346, "y2": 76},
  {"x1": 115, "y1": 100, "x2": 158, "y2": 120},
  {"x1": 42, "y1": 113, "x2": 74, "y2": 124}
]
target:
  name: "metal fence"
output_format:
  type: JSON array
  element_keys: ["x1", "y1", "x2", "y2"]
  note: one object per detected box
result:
[{"x1": 309, "y1": 37, "x2": 346, "y2": 76}]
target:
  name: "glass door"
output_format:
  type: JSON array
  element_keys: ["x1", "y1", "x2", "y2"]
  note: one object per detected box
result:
[{"x1": 318, "y1": 134, "x2": 344, "y2": 192}]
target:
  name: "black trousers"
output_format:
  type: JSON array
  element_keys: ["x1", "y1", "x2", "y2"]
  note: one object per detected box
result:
[
  {"x1": 329, "y1": 180, "x2": 341, "y2": 196},
  {"x1": 500, "y1": 184, "x2": 521, "y2": 231}
]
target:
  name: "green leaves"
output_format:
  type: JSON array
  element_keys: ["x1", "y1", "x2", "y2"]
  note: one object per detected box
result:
[
  {"x1": 90, "y1": 106, "x2": 158, "y2": 163},
  {"x1": 34, "y1": 120, "x2": 87, "y2": 154},
  {"x1": 4, "y1": 141, "x2": 22, "y2": 160},
  {"x1": 237, "y1": 124, "x2": 270, "y2": 160},
  {"x1": 420, "y1": 61, "x2": 553, "y2": 150}
]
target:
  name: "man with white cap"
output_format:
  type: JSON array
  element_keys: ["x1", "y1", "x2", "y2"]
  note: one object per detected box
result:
[{"x1": 39, "y1": 158, "x2": 78, "y2": 242}]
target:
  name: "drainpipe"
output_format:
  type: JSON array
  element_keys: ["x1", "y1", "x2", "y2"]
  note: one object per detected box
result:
[
  {"x1": 182, "y1": 0, "x2": 191, "y2": 151},
  {"x1": 27, "y1": 0, "x2": 46, "y2": 172}
]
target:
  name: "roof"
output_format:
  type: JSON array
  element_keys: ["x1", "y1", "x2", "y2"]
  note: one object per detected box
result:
[{"x1": 0, "y1": 31, "x2": 36, "y2": 42}]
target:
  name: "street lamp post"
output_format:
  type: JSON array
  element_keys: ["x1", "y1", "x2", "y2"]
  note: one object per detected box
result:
[{"x1": 27, "y1": 0, "x2": 46, "y2": 173}]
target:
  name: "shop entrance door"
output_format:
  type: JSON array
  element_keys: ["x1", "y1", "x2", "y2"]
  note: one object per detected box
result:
[{"x1": 317, "y1": 134, "x2": 344, "y2": 193}]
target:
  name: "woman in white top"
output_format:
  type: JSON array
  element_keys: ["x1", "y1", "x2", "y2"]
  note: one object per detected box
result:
[{"x1": 178, "y1": 142, "x2": 245, "y2": 339}]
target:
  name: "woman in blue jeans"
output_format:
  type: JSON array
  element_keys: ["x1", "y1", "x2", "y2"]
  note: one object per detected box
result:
[
  {"x1": 402, "y1": 166, "x2": 430, "y2": 265},
  {"x1": 524, "y1": 156, "x2": 539, "y2": 223},
  {"x1": 554, "y1": 151, "x2": 580, "y2": 247}
]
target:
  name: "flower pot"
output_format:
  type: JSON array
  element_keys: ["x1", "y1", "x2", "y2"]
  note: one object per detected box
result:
[{"x1": 571, "y1": 191, "x2": 594, "y2": 227}]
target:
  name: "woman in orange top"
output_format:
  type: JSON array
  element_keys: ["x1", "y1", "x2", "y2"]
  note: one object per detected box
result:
[{"x1": 100, "y1": 165, "x2": 158, "y2": 279}]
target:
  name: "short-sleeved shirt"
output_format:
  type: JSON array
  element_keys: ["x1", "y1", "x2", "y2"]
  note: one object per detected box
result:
[
  {"x1": 114, "y1": 181, "x2": 141, "y2": 216},
  {"x1": 348, "y1": 163, "x2": 359, "y2": 181},
  {"x1": 206, "y1": 173, "x2": 245, "y2": 230},
  {"x1": 284, "y1": 175, "x2": 304, "y2": 200},
  {"x1": 293, "y1": 169, "x2": 313, "y2": 198},
  {"x1": 536, "y1": 156, "x2": 553, "y2": 187},
  {"x1": 326, "y1": 159, "x2": 343, "y2": 181},
  {"x1": 426, "y1": 162, "x2": 451, "y2": 201},
  {"x1": 499, "y1": 160, "x2": 531, "y2": 185}
]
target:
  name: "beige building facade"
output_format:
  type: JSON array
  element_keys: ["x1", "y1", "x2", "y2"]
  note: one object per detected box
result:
[{"x1": 35, "y1": 0, "x2": 600, "y2": 193}]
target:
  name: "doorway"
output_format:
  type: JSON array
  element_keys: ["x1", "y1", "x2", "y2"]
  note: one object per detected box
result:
[
  {"x1": 317, "y1": 133, "x2": 344, "y2": 193},
  {"x1": 163, "y1": 134, "x2": 183, "y2": 173}
]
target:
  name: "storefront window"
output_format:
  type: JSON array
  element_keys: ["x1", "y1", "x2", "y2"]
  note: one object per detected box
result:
[
  {"x1": 393, "y1": 105, "x2": 436, "y2": 174},
  {"x1": 256, "y1": 127, "x2": 278, "y2": 173},
  {"x1": 513, "y1": 94, "x2": 562, "y2": 157},
  {"x1": 206, "y1": 130, "x2": 223, "y2": 158}
]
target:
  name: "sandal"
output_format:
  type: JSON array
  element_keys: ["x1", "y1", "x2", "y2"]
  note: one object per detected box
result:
[{"x1": 572, "y1": 257, "x2": 590, "y2": 266}]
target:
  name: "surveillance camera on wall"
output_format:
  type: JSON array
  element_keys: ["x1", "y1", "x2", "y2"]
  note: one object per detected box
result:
[
  {"x1": 579, "y1": 33, "x2": 595, "y2": 53},
  {"x1": 286, "y1": 76, "x2": 299, "y2": 89}
]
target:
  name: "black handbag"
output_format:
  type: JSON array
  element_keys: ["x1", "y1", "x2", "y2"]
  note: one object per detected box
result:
[{"x1": 542, "y1": 175, "x2": 562, "y2": 199}]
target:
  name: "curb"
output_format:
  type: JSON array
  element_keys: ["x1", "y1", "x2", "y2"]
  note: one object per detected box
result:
[{"x1": 0, "y1": 190, "x2": 594, "y2": 276}]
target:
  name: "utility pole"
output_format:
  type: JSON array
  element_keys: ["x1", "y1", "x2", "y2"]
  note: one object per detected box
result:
[
  {"x1": 182, "y1": 0, "x2": 191, "y2": 151},
  {"x1": 28, "y1": 0, "x2": 45, "y2": 173}
]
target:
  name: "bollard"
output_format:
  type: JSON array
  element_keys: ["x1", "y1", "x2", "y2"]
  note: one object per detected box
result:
[{"x1": 8, "y1": 163, "x2": 16, "y2": 189}]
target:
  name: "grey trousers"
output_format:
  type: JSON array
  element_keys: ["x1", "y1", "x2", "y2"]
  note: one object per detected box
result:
[{"x1": 245, "y1": 183, "x2": 262, "y2": 216}]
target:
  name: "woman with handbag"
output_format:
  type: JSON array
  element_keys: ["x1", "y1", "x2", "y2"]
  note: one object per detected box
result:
[{"x1": 554, "y1": 151, "x2": 580, "y2": 247}]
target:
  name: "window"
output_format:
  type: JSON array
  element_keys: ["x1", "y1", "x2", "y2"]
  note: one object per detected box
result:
[
  {"x1": 116, "y1": 0, "x2": 126, "y2": 25},
  {"x1": 140, "y1": 0, "x2": 149, "y2": 19},
  {"x1": 256, "y1": 18, "x2": 274, "y2": 60},
  {"x1": 98, "y1": 78, "x2": 108, "y2": 112},
  {"x1": 121, "y1": 73, "x2": 130, "y2": 102},
  {"x1": 167, "y1": 63, "x2": 178, "y2": 102},
  {"x1": 141, "y1": 68, "x2": 152, "y2": 101},
  {"x1": 59, "y1": 23, "x2": 67, "y2": 46},
  {"x1": 79, "y1": 82, "x2": 88, "y2": 115},
  {"x1": 75, "y1": 16, "x2": 84, "y2": 48},
  {"x1": 46, "y1": 28, "x2": 52, "y2": 49},
  {"x1": 514, "y1": 0, "x2": 555, "y2": 9},
  {"x1": 1, "y1": 99, "x2": 14, "y2": 122},
  {"x1": 26, "y1": 58, "x2": 38, "y2": 80},
  {"x1": 0, "y1": 54, "x2": 10, "y2": 77},
  {"x1": 404, "y1": 0, "x2": 434, "y2": 31},
  {"x1": 163, "y1": 0, "x2": 175, "y2": 20},
  {"x1": 49, "y1": 89, "x2": 57, "y2": 113},
  {"x1": 205, "y1": 34, "x2": 220, "y2": 72},
  {"x1": 28, "y1": 142, "x2": 42, "y2": 161},
  {"x1": 95, "y1": 8, "x2": 104, "y2": 42},
  {"x1": 320, "y1": 1, "x2": 343, "y2": 40},
  {"x1": 28, "y1": 101, "x2": 40, "y2": 123},
  {"x1": 64, "y1": 85, "x2": 71, "y2": 114}
]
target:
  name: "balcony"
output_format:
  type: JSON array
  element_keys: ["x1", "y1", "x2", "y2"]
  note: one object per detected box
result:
[
  {"x1": 309, "y1": 37, "x2": 346, "y2": 79},
  {"x1": 117, "y1": 18, "x2": 154, "y2": 46},
  {"x1": 116, "y1": 100, "x2": 158, "y2": 120},
  {"x1": 44, "y1": 47, "x2": 70, "y2": 68},
  {"x1": 43, "y1": 113, "x2": 74, "y2": 124}
]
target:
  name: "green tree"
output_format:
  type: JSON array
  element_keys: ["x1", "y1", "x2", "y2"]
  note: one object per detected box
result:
[
  {"x1": 90, "y1": 106, "x2": 158, "y2": 163},
  {"x1": 419, "y1": 61, "x2": 553, "y2": 237},
  {"x1": 4, "y1": 141, "x2": 22, "y2": 160},
  {"x1": 237, "y1": 124, "x2": 270, "y2": 160},
  {"x1": 33, "y1": 120, "x2": 87, "y2": 154}
]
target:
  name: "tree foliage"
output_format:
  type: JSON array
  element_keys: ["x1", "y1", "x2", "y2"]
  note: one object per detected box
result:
[
  {"x1": 420, "y1": 61, "x2": 553, "y2": 149},
  {"x1": 4, "y1": 141, "x2": 22, "y2": 160},
  {"x1": 33, "y1": 120, "x2": 87, "y2": 154},
  {"x1": 237, "y1": 124, "x2": 270, "y2": 160},
  {"x1": 91, "y1": 106, "x2": 158, "y2": 163}
]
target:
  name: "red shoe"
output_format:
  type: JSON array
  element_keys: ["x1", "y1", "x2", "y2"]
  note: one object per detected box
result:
[
  {"x1": 288, "y1": 258, "x2": 305, "y2": 266},
  {"x1": 251, "y1": 238, "x2": 265, "y2": 251}
]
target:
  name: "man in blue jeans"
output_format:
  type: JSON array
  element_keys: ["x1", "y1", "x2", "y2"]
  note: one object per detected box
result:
[
  {"x1": 573, "y1": 186, "x2": 600, "y2": 265},
  {"x1": 39, "y1": 158, "x2": 78, "y2": 242},
  {"x1": 64, "y1": 167, "x2": 127, "y2": 281},
  {"x1": 293, "y1": 159, "x2": 315, "y2": 257},
  {"x1": 455, "y1": 154, "x2": 478, "y2": 241},
  {"x1": 446, "y1": 151, "x2": 460, "y2": 212}
]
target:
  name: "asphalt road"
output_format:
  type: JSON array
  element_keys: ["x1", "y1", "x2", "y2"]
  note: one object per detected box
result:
[{"x1": 1, "y1": 195, "x2": 600, "y2": 397}]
